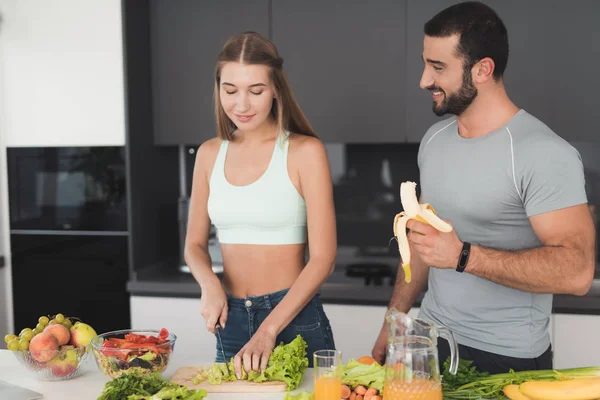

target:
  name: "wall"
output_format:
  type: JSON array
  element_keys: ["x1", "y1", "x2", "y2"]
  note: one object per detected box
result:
[
  {"x1": 0, "y1": 0, "x2": 13, "y2": 337},
  {"x1": 0, "y1": 0, "x2": 126, "y2": 147},
  {"x1": 0, "y1": 0, "x2": 127, "y2": 337}
]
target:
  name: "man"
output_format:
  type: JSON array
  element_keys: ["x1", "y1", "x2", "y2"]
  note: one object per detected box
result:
[{"x1": 372, "y1": 1, "x2": 596, "y2": 374}]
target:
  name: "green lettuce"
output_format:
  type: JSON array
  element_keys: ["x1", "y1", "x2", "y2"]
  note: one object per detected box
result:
[
  {"x1": 97, "y1": 372, "x2": 207, "y2": 400},
  {"x1": 128, "y1": 386, "x2": 207, "y2": 400},
  {"x1": 197, "y1": 334, "x2": 309, "y2": 391},
  {"x1": 205, "y1": 362, "x2": 238, "y2": 385},
  {"x1": 341, "y1": 359, "x2": 385, "y2": 392}
]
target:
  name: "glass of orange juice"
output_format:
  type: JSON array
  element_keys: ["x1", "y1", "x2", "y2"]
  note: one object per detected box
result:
[{"x1": 313, "y1": 350, "x2": 342, "y2": 400}]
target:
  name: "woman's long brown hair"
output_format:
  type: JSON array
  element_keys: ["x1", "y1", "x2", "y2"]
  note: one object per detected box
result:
[{"x1": 214, "y1": 32, "x2": 317, "y2": 140}]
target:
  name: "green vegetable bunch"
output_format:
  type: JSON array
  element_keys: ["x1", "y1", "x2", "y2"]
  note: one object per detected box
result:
[
  {"x1": 97, "y1": 372, "x2": 207, "y2": 400},
  {"x1": 441, "y1": 357, "x2": 600, "y2": 399}
]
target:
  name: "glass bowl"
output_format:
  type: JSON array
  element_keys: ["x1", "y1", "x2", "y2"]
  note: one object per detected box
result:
[
  {"x1": 12, "y1": 345, "x2": 90, "y2": 381},
  {"x1": 90, "y1": 329, "x2": 176, "y2": 379}
]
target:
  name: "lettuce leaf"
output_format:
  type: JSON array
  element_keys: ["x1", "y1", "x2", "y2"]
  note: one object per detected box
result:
[
  {"x1": 198, "y1": 335, "x2": 309, "y2": 391},
  {"x1": 246, "y1": 334, "x2": 309, "y2": 390},
  {"x1": 284, "y1": 391, "x2": 314, "y2": 400},
  {"x1": 341, "y1": 359, "x2": 385, "y2": 392}
]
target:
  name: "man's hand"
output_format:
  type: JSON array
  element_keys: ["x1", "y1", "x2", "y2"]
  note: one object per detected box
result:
[
  {"x1": 234, "y1": 326, "x2": 277, "y2": 379},
  {"x1": 407, "y1": 219, "x2": 463, "y2": 269},
  {"x1": 371, "y1": 323, "x2": 389, "y2": 365}
]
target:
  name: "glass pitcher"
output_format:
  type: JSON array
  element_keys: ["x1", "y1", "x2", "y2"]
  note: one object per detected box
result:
[{"x1": 383, "y1": 308, "x2": 459, "y2": 400}]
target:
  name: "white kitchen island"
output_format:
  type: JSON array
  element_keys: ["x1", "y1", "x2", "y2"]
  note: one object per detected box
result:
[{"x1": 0, "y1": 350, "x2": 314, "y2": 400}]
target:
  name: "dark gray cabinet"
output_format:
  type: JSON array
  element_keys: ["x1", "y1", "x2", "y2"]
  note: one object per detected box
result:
[
  {"x1": 145, "y1": 0, "x2": 598, "y2": 145},
  {"x1": 150, "y1": 0, "x2": 270, "y2": 145},
  {"x1": 406, "y1": 0, "x2": 600, "y2": 143},
  {"x1": 271, "y1": 0, "x2": 407, "y2": 143},
  {"x1": 405, "y1": 0, "x2": 452, "y2": 143},
  {"x1": 497, "y1": 0, "x2": 598, "y2": 143}
]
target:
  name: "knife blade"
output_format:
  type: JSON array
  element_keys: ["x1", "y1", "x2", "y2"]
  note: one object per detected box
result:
[{"x1": 215, "y1": 322, "x2": 230, "y2": 376}]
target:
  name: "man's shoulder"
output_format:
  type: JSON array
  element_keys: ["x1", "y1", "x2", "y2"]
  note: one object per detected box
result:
[
  {"x1": 507, "y1": 110, "x2": 569, "y2": 146},
  {"x1": 422, "y1": 117, "x2": 457, "y2": 144},
  {"x1": 509, "y1": 110, "x2": 575, "y2": 154}
]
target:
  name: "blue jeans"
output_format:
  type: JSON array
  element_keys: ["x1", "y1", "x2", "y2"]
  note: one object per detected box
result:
[{"x1": 215, "y1": 288, "x2": 336, "y2": 368}]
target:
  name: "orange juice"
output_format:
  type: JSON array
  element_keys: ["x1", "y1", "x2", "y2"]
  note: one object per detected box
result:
[
  {"x1": 314, "y1": 376, "x2": 342, "y2": 400},
  {"x1": 384, "y1": 378, "x2": 443, "y2": 400}
]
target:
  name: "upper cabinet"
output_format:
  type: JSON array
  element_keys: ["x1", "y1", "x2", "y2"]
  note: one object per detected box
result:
[
  {"x1": 149, "y1": 0, "x2": 269, "y2": 146},
  {"x1": 495, "y1": 0, "x2": 599, "y2": 143},
  {"x1": 271, "y1": 0, "x2": 407, "y2": 143},
  {"x1": 406, "y1": 0, "x2": 600, "y2": 143},
  {"x1": 142, "y1": 0, "x2": 598, "y2": 145},
  {"x1": 0, "y1": 0, "x2": 126, "y2": 147},
  {"x1": 405, "y1": 0, "x2": 452, "y2": 143}
]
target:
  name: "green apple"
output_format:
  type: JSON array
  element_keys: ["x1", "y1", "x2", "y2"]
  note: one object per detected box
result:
[{"x1": 69, "y1": 322, "x2": 97, "y2": 348}]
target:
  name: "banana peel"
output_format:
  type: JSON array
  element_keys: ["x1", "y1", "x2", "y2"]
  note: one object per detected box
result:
[{"x1": 393, "y1": 181, "x2": 453, "y2": 283}]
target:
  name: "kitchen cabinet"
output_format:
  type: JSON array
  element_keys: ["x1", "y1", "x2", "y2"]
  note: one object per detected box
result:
[
  {"x1": 497, "y1": 0, "x2": 598, "y2": 143},
  {"x1": 271, "y1": 0, "x2": 407, "y2": 143},
  {"x1": 406, "y1": 0, "x2": 599, "y2": 143},
  {"x1": 0, "y1": 0, "x2": 126, "y2": 147},
  {"x1": 130, "y1": 296, "x2": 217, "y2": 361},
  {"x1": 323, "y1": 304, "x2": 419, "y2": 360},
  {"x1": 405, "y1": 0, "x2": 452, "y2": 143},
  {"x1": 149, "y1": 0, "x2": 270, "y2": 145},
  {"x1": 552, "y1": 313, "x2": 600, "y2": 369}
]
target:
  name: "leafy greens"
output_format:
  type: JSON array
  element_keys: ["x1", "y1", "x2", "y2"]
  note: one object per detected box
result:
[
  {"x1": 97, "y1": 372, "x2": 207, "y2": 400},
  {"x1": 194, "y1": 334, "x2": 309, "y2": 391}
]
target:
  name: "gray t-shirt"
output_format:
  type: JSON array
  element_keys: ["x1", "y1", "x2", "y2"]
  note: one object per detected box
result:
[{"x1": 417, "y1": 109, "x2": 587, "y2": 358}]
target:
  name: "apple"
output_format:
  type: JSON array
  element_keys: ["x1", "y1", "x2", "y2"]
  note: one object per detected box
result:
[
  {"x1": 44, "y1": 324, "x2": 71, "y2": 345},
  {"x1": 29, "y1": 332, "x2": 59, "y2": 362},
  {"x1": 47, "y1": 349, "x2": 79, "y2": 377},
  {"x1": 69, "y1": 322, "x2": 97, "y2": 348}
]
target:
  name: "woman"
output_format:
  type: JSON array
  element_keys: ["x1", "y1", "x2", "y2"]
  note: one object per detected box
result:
[{"x1": 184, "y1": 31, "x2": 337, "y2": 378}]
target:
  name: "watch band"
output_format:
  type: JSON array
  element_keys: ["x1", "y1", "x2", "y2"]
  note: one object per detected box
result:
[{"x1": 456, "y1": 241, "x2": 471, "y2": 273}]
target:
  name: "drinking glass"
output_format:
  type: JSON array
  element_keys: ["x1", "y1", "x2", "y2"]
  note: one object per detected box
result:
[{"x1": 313, "y1": 350, "x2": 343, "y2": 400}]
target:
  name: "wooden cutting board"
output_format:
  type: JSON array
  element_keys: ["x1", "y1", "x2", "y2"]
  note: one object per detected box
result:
[{"x1": 171, "y1": 366, "x2": 288, "y2": 393}]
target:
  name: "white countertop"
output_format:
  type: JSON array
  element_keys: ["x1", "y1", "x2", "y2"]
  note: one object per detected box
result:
[{"x1": 0, "y1": 349, "x2": 315, "y2": 399}]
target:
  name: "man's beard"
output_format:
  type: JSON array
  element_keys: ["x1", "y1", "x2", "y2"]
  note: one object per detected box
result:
[{"x1": 428, "y1": 68, "x2": 478, "y2": 117}]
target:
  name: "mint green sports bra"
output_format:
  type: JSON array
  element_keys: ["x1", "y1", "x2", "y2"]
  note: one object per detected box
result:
[{"x1": 207, "y1": 132, "x2": 308, "y2": 245}]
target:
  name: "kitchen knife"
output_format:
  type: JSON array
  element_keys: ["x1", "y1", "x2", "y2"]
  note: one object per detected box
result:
[{"x1": 215, "y1": 322, "x2": 230, "y2": 376}]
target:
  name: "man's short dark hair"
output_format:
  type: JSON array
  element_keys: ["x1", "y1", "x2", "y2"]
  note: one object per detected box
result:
[{"x1": 424, "y1": 1, "x2": 509, "y2": 81}]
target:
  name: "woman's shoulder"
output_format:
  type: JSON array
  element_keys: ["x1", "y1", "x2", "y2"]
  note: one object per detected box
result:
[
  {"x1": 196, "y1": 137, "x2": 225, "y2": 169},
  {"x1": 198, "y1": 137, "x2": 224, "y2": 155},
  {"x1": 287, "y1": 132, "x2": 325, "y2": 155}
]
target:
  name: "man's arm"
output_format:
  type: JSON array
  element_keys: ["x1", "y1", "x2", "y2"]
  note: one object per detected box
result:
[
  {"x1": 371, "y1": 247, "x2": 428, "y2": 363},
  {"x1": 408, "y1": 203, "x2": 596, "y2": 296},
  {"x1": 388, "y1": 251, "x2": 429, "y2": 312},
  {"x1": 466, "y1": 204, "x2": 596, "y2": 296}
]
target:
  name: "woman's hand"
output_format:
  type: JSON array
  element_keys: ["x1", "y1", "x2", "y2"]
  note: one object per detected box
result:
[
  {"x1": 199, "y1": 279, "x2": 228, "y2": 334},
  {"x1": 234, "y1": 326, "x2": 277, "y2": 378}
]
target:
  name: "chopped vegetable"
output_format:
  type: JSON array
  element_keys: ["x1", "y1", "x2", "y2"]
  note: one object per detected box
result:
[
  {"x1": 194, "y1": 335, "x2": 309, "y2": 391},
  {"x1": 97, "y1": 372, "x2": 206, "y2": 400},
  {"x1": 441, "y1": 357, "x2": 600, "y2": 399}
]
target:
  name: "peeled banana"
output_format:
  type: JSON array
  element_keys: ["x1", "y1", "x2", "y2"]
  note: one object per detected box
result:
[{"x1": 393, "y1": 181, "x2": 453, "y2": 283}]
